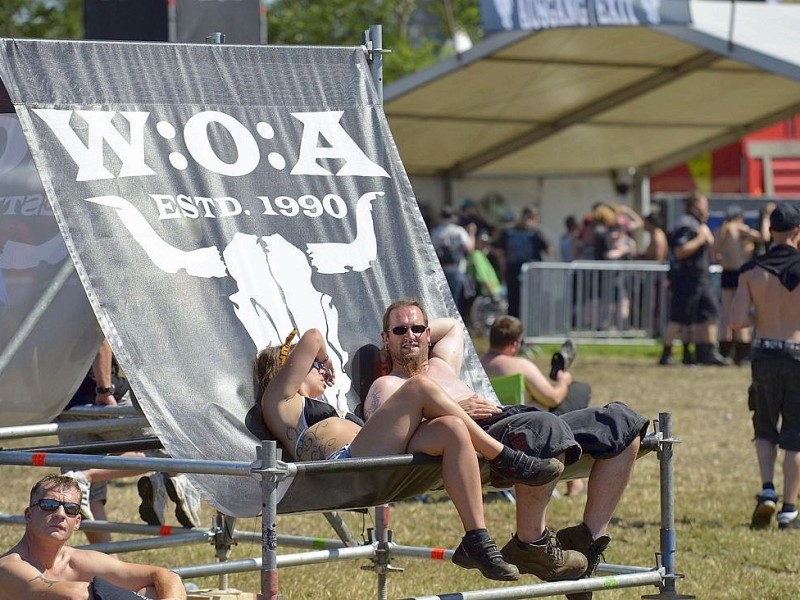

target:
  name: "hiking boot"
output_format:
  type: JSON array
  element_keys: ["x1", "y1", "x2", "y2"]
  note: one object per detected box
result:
[
  {"x1": 137, "y1": 472, "x2": 169, "y2": 526},
  {"x1": 556, "y1": 522, "x2": 612, "y2": 599},
  {"x1": 64, "y1": 470, "x2": 93, "y2": 520},
  {"x1": 165, "y1": 474, "x2": 203, "y2": 528},
  {"x1": 500, "y1": 531, "x2": 586, "y2": 582},
  {"x1": 556, "y1": 522, "x2": 611, "y2": 576},
  {"x1": 777, "y1": 509, "x2": 799, "y2": 530},
  {"x1": 452, "y1": 531, "x2": 520, "y2": 581},
  {"x1": 751, "y1": 489, "x2": 778, "y2": 530},
  {"x1": 490, "y1": 450, "x2": 564, "y2": 488}
]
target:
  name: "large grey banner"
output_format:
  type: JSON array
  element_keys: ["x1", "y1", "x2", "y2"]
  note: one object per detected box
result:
[
  {"x1": 0, "y1": 114, "x2": 102, "y2": 426},
  {"x1": 0, "y1": 39, "x2": 487, "y2": 516},
  {"x1": 480, "y1": 0, "x2": 692, "y2": 32}
]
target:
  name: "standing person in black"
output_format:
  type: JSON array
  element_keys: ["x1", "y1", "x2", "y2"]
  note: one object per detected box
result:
[
  {"x1": 730, "y1": 202, "x2": 800, "y2": 529},
  {"x1": 495, "y1": 206, "x2": 551, "y2": 318},
  {"x1": 659, "y1": 192, "x2": 730, "y2": 366}
]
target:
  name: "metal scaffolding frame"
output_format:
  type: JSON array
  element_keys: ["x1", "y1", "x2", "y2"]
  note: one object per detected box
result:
[{"x1": 0, "y1": 412, "x2": 692, "y2": 600}]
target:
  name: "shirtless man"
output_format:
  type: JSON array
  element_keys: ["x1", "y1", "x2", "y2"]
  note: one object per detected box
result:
[
  {"x1": 365, "y1": 299, "x2": 648, "y2": 598},
  {"x1": 731, "y1": 202, "x2": 800, "y2": 530},
  {"x1": 481, "y1": 315, "x2": 591, "y2": 496},
  {"x1": 715, "y1": 205, "x2": 762, "y2": 364},
  {"x1": 0, "y1": 474, "x2": 186, "y2": 599}
]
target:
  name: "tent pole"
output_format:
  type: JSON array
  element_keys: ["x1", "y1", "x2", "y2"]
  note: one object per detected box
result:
[
  {"x1": 258, "y1": 440, "x2": 282, "y2": 600},
  {"x1": 0, "y1": 257, "x2": 75, "y2": 379},
  {"x1": 363, "y1": 25, "x2": 383, "y2": 104}
]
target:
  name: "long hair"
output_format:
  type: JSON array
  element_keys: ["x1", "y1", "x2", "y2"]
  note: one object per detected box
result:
[{"x1": 254, "y1": 345, "x2": 287, "y2": 403}]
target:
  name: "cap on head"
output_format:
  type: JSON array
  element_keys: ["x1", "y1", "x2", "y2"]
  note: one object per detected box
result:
[
  {"x1": 770, "y1": 202, "x2": 800, "y2": 232},
  {"x1": 460, "y1": 198, "x2": 476, "y2": 210}
]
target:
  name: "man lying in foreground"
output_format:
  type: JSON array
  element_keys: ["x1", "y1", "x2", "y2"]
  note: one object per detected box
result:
[{"x1": 0, "y1": 474, "x2": 186, "y2": 600}]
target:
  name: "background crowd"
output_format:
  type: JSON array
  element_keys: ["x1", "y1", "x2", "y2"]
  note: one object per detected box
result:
[{"x1": 424, "y1": 192, "x2": 776, "y2": 368}]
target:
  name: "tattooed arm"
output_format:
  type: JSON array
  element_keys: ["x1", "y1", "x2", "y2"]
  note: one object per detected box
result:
[
  {"x1": 0, "y1": 554, "x2": 91, "y2": 599},
  {"x1": 362, "y1": 375, "x2": 403, "y2": 421}
]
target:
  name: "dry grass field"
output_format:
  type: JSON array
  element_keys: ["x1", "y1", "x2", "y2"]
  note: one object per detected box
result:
[{"x1": 2, "y1": 353, "x2": 799, "y2": 599}]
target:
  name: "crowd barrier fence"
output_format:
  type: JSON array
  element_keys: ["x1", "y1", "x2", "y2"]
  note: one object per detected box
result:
[{"x1": 520, "y1": 261, "x2": 722, "y2": 344}]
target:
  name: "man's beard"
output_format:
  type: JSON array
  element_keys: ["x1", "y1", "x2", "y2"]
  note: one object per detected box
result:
[{"x1": 399, "y1": 351, "x2": 426, "y2": 376}]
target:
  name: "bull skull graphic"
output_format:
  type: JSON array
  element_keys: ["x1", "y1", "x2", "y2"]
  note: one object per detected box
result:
[{"x1": 85, "y1": 191, "x2": 384, "y2": 412}]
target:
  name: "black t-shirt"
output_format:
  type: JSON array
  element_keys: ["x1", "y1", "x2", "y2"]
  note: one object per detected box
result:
[
  {"x1": 498, "y1": 226, "x2": 550, "y2": 268},
  {"x1": 669, "y1": 212, "x2": 711, "y2": 280}
]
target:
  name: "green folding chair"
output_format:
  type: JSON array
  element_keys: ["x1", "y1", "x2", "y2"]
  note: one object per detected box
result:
[{"x1": 489, "y1": 373, "x2": 525, "y2": 406}]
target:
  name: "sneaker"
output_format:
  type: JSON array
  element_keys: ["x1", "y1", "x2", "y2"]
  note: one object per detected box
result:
[
  {"x1": 500, "y1": 531, "x2": 587, "y2": 582},
  {"x1": 490, "y1": 450, "x2": 564, "y2": 488},
  {"x1": 777, "y1": 510, "x2": 799, "y2": 530},
  {"x1": 137, "y1": 472, "x2": 169, "y2": 526},
  {"x1": 64, "y1": 470, "x2": 93, "y2": 520},
  {"x1": 165, "y1": 474, "x2": 203, "y2": 528},
  {"x1": 452, "y1": 531, "x2": 520, "y2": 581},
  {"x1": 751, "y1": 489, "x2": 778, "y2": 530}
]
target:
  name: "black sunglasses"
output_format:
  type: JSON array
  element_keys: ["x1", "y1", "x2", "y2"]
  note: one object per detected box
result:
[
  {"x1": 388, "y1": 325, "x2": 427, "y2": 336},
  {"x1": 31, "y1": 498, "x2": 81, "y2": 517}
]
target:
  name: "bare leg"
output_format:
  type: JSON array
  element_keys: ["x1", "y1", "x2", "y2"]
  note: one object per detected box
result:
[
  {"x1": 357, "y1": 375, "x2": 504, "y2": 459},
  {"x1": 566, "y1": 479, "x2": 585, "y2": 496},
  {"x1": 755, "y1": 438, "x2": 778, "y2": 485},
  {"x1": 582, "y1": 436, "x2": 640, "y2": 538},
  {"x1": 82, "y1": 501, "x2": 115, "y2": 551},
  {"x1": 514, "y1": 481, "x2": 557, "y2": 543},
  {"x1": 783, "y1": 450, "x2": 800, "y2": 506},
  {"x1": 405, "y1": 416, "x2": 486, "y2": 532},
  {"x1": 81, "y1": 451, "x2": 147, "y2": 484}
]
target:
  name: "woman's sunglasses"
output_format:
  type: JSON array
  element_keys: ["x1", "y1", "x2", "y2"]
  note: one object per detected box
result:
[
  {"x1": 388, "y1": 325, "x2": 427, "y2": 336},
  {"x1": 31, "y1": 498, "x2": 81, "y2": 517}
]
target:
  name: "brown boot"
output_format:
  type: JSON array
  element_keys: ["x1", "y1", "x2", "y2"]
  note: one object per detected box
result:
[
  {"x1": 555, "y1": 522, "x2": 612, "y2": 600},
  {"x1": 500, "y1": 531, "x2": 587, "y2": 582}
]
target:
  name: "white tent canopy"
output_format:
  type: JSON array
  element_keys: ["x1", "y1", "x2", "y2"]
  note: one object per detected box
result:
[{"x1": 384, "y1": 1, "x2": 800, "y2": 180}]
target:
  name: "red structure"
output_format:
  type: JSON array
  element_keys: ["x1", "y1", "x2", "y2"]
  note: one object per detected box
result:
[{"x1": 652, "y1": 115, "x2": 800, "y2": 197}]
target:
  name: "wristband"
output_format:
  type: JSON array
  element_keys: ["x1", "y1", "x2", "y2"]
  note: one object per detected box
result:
[{"x1": 95, "y1": 385, "x2": 116, "y2": 396}]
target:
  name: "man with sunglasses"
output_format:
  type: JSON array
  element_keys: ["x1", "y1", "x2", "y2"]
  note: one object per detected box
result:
[
  {"x1": 366, "y1": 299, "x2": 648, "y2": 598},
  {"x1": 0, "y1": 474, "x2": 186, "y2": 599}
]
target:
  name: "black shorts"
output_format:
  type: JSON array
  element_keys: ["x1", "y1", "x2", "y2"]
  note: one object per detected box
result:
[
  {"x1": 720, "y1": 269, "x2": 740, "y2": 289},
  {"x1": 476, "y1": 401, "x2": 648, "y2": 465},
  {"x1": 559, "y1": 401, "x2": 649, "y2": 459},
  {"x1": 669, "y1": 279, "x2": 719, "y2": 324},
  {"x1": 551, "y1": 381, "x2": 591, "y2": 416},
  {"x1": 750, "y1": 351, "x2": 800, "y2": 451}
]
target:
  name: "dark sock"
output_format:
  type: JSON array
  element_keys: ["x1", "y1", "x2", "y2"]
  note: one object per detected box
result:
[
  {"x1": 781, "y1": 503, "x2": 796, "y2": 514},
  {"x1": 489, "y1": 446, "x2": 515, "y2": 465},
  {"x1": 464, "y1": 528, "x2": 489, "y2": 541},
  {"x1": 763, "y1": 482, "x2": 775, "y2": 491}
]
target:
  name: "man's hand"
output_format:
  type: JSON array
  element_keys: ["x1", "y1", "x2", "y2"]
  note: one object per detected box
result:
[
  {"x1": 699, "y1": 224, "x2": 714, "y2": 245},
  {"x1": 458, "y1": 396, "x2": 502, "y2": 420},
  {"x1": 555, "y1": 370, "x2": 573, "y2": 387},
  {"x1": 95, "y1": 393, "x2": 118, "y2": 406}
]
